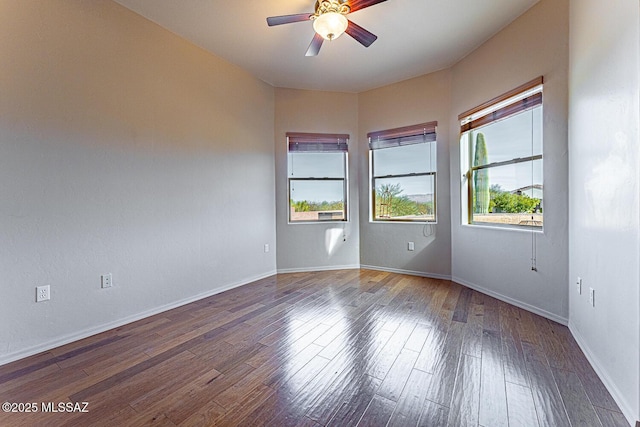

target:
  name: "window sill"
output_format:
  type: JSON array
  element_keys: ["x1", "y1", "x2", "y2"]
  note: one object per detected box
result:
[
  {"x1": 461, "y1": 222, "x2": 544, "y2": 234},
  {"x1": 288, "y1": 220, "x2": 349, "y2": 225},
  {"x1": 370, "y1": 220, "x2": 438, "y2": 225}
]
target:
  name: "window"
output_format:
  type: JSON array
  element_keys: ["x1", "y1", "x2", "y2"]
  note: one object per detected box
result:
[
  {"x1": 368, "y1": 122, "x2": 437, "y2": 222},
  {"x1": 459, "y1": 77, "x2": 543, "y2": 228},
  {"x1": 287, "y1": 132, "x2": 348, "y2": 223}
]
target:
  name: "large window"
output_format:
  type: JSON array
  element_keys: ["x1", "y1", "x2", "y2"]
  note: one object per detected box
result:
[
  {"x1": 368, "y1": 122, "x2": 437, "y2": 222},
  {"x1": 459, "y1": 77, "x2": 543, "y2": 228},
  {"x1": 287, "y1": 132, "x2": 348, "y2": 223}
]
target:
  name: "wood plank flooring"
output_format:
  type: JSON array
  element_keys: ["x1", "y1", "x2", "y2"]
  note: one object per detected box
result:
[{"x1": 0, "y1": 269, "x2": 629, "y2": 426}]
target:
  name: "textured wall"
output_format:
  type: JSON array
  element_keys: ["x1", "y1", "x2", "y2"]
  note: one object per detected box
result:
[
  {"x1": 274, "y1": 88, "x2": 360, "y2": 271},
  {"x1": 0, "y1": 0, "x2": 276, "y2": 362},
  {"x1": 568, "y1": 0, "x2": 640, "y2": 422},
  {"x1": 449, "y1": 0, "x2": 570, "y2": 322},
  {"x1": 357, "y1": 70, "x2": 452, "y2": 278}
]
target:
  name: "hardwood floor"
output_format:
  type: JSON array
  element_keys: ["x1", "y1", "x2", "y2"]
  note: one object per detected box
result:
[{"x1": 0, "y1": 269, "x2": 629, "y2": 426}]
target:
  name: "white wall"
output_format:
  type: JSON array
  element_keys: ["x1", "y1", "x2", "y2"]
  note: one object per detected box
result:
[
  {"x1": 449, "y1": 0, "x2": 570, "y2": 322},
  {"x1": 274, "y1": 88, "x2": 360, "y2": 271},
  {"x1": 568, "y1": 0, "x2": 640, "y2": 423},
  {"x1": 0, "y1": 0, "x2": 276, "y2": 363},
  {"x1": 358, "y1": 71, "x2": 452, "y2": 278}
]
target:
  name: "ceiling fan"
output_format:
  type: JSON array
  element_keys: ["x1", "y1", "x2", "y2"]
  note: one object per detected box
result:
[{"x1": 266, "y1": 0, "x2": 387, "y2": 56}]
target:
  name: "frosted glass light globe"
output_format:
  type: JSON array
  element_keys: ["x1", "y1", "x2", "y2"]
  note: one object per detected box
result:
[{"x1": 313, "y1": 12, "x2": 348, "y2": 41}]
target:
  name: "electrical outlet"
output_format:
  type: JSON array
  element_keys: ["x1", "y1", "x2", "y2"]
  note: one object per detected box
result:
[
  {"x1": 36, "y1": 285, "x2": 50, "y2": 302},
  {"x1": 408, "y1": 242, "x2": 415, "y2": 251},
  {"x1": 101, "y1": 273, "x2": 112, "y2": 289},
  {"x1": 576, "y1": 277, "x2": 582, "y2": 294},
  {"x1": 589, "y1": 287, "x2": 595, "y2": 307},
  {"x1": 264, "y1": 244, "x2": 269, "y2": 253}
]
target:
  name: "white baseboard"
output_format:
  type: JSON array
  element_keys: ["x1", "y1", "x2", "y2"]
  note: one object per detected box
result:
[
  {"x1": 451, "y1": 275, "x2": 569, "y2": 325},
  {"x1": 277, "y1": 264, "x2": 451, "y2": 282},
  {"x1": 277, "y1": 264, "x2": 360, "y2": 274},
  {"x1": 0, "y1": 269, "x2": 277, "y2": 367},
  {"x1": 568, "y1": 322, "x2": 638, "y2": 427},
  {"x1": 360, "y1": 264, "x2": 452, "y2": 281}
]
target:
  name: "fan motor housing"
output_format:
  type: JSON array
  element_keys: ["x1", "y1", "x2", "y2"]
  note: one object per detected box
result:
[{"x1": 314, "y1": 0, "x2": 351, "y2": 16}]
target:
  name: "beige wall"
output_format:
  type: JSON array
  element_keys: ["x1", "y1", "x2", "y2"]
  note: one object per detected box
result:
[
  {"x1": 0, "y1": 0, "x2": 276, "y2": 362},
  {"x1": 568, "y1": 0, "x2": 640, "y2": 422},
  {"x1": 6, "y1": 3, "x2": 633, "y2": 420},
  {"x1": 449, "y1": 0, "x2": 570, "y2": 322},
  {"x1": 358, "y1": 70, "x2": 452, "y2": 277},
  {"x1": 274, "y1": 88, "x2": 360, "y2": 271},
  {"x1": 275, "y1": 70, "x2": 453, "y2": 278}
]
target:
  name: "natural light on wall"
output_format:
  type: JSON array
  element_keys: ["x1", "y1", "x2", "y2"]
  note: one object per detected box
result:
[{"x1": 325, "y1": 228, "x2": 344, "y2": 256}]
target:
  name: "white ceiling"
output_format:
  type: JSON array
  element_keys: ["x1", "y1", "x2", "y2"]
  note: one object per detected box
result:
[{"x1": 114, "y1": 0, "x2": 539, "y2": 93}]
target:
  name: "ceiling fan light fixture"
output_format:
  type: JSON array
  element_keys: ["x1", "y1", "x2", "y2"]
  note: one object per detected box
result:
[
  {"x1": 313, "y1": 11, "x2": 348, "y2": 41},
  {"x1": 266, "y1": 0, "x2": 383, "y2": 56}
]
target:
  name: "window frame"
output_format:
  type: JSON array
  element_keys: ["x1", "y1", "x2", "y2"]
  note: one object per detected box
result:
[
  {"x1": 368, "y1": 122, "x2": 438, "y2": 224},
  {"x1": 459, "y1": 77, "x2": 544, "y2": 230},
  {"x1": 286, "y1": 132, "x2": 349, "y2": 224}
]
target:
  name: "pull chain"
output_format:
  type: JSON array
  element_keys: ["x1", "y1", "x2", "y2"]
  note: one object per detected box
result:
[{"x1": 530, "y1": 108, "x2": 537, "y2": 272}]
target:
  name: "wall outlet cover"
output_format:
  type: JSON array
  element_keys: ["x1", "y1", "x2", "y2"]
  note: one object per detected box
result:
[
  {"x1": 36, "y1": 285, "x2": 50, "y2": 302},
  {"x1": 101, "y1": 273, "x2": 112, "y2": 288}
]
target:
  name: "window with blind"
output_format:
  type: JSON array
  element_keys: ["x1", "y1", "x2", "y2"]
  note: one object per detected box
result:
[
  {"x1": 368, "y1": 122, "x2": 437, "y2": 222},
  {"x1": 287, "y1": 132, "x2": 349, "y2": 223},
  {"x1": 459, "y1": 77, "x2": 543, "y2": 228}
]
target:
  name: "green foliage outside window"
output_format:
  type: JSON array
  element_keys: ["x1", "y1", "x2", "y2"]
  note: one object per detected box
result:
[
  {"x1": 473, "y1": 133, "x2": 490, "y2": 214},
  {"x1": 374, "y1": 183, "x2": 433, "y2": 219},
  {"x1": 291, "y1": 200, "x2": 344, "y2": 212},
  {"x1": 489, "y1": 184, "x2": 540, "y2": 213}
]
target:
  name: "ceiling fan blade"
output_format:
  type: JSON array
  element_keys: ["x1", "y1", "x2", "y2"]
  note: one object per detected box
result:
[
  {"x1": 345, "y1": 20, "x2": 377, "y2": 47},
  {"x1": 305, "y1": 33, "x2": 324, "y2": 56},
  {"x1": 266, "y1": 13, "x2": 311, "y2": 26},
  {"x1": 348, "y1": 0, "x2": 388, "y2": 13}
]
